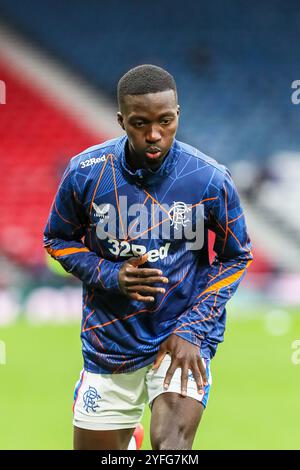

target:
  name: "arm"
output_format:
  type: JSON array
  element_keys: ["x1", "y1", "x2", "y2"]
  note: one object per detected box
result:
[
  {"x1": 153, "y1": 169, "x2": 253, "y2": 395},
  {"x1": 173, "y1": 168, "x2": 253, "y2": 345},
  {"x1": 44, "y1": 162, "x2": 168, "y2": 298},
  {"x1": 43, "y1": 163, "x2": 121, "y2": 292}
]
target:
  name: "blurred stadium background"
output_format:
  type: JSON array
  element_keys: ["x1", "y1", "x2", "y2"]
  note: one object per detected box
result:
[{"x1": 0, "y1": 0, "x2": 300, "y2": 450}]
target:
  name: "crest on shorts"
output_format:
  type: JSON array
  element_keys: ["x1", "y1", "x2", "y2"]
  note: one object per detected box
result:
[
  {"x1": 83, "y1": 386, "x2": 101, "y2": 413},
  {"x1": 168, "y1": 201, "x2": 191, "y2": 230}
]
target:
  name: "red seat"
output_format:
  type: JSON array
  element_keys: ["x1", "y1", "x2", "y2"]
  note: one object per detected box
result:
[{"x1": 0, "y1": 60, "x2": 107, "y2": 267}]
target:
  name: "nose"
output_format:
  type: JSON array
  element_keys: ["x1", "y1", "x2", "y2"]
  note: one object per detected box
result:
[{"x1": 145, "y1": 125, "x2": 161, "y2": 144}]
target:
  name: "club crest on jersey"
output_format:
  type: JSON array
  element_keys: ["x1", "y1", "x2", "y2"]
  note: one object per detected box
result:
[
  {"x1": 83, "y1": 386, "x2": 101, "y2": 413},
  {"x1": 168, "y1": 201, "x2": 191, "y2": 230},
  {"x1": 93, "y1": 196, "x2": 204, "y2": 251},
  {"x1": 92, "y1": 203, "x2": 110, "y2": 223}
]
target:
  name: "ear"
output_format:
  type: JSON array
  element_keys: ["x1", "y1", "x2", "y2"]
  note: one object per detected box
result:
[
  {"x1": 117, "y1": 112, "x2": 125, "y2": 130},
  {"x1": 177, "y1": 105, "x2": 180, "y2": 116}
]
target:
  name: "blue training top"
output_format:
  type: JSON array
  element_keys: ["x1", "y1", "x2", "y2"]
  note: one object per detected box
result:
[{"x1": 44, "y1": 135, "x2": 253, "y2": 374}]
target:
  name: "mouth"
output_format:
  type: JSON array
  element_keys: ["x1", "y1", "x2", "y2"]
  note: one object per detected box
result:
[{"x1": 145, "y1": 148, "x2": 163, "y2": 160}]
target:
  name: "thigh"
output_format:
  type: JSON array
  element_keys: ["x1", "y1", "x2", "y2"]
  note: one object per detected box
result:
[
  {"x1": 150, "y1": 393, "x2": 204, "y2": 450},
  {"x1": 147, "y1": 354, "x2": 212, "y2": 409},
  {"x1": 147, "y1": 355, "x2": 212, "y2": 450},
  {"x1": 73, "y1": 426, "x2": 134, "y2": 450}
]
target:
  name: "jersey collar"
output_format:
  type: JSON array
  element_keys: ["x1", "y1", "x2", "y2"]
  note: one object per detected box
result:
[{"x1": 115, "y1": 136, "x2": 181, "y2": 186}]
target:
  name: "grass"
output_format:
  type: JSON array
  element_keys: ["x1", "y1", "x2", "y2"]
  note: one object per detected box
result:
[{"x1": 0, "y1": 309, "x2": 299, "y2": 449}]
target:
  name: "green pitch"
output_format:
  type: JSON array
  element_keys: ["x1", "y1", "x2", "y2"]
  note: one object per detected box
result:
[{"x1": 0, "y1": 309, "x2": 299, "y2": 449}]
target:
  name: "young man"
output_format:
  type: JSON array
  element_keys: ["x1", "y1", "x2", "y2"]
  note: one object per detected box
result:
[{"x1": 44, "y1": 64, "x2": 253, "y2": 450}]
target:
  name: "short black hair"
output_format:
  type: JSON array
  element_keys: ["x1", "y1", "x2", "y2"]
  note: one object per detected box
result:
[{"x1": 117, "y1": 64, "x2": 177, "y2": 109}]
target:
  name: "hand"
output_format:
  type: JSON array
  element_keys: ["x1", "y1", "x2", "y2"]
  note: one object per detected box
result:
[
  {"x1": 152, "y1": 334, "x2": 208, "y2": 396},
  {"x1": 118, "y1": 253, "x2": 169, "y2": 303}
]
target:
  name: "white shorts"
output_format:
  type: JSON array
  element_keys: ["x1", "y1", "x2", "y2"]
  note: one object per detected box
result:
[{"x1": 73, "y1": 355, "x2": 212, "y2": 431}]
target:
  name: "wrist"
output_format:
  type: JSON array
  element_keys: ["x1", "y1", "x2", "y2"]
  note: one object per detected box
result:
[
  {"x1": 98, "y1": 259, "x2": 123, "y2": 293},
  {"x1": 173, "y1": 330, "x2": 203, "y2": 348}
]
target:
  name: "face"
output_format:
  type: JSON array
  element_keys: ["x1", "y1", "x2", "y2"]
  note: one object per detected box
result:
[{"x1": 117, "y1": 90, "x2": 180, "y2": 170}]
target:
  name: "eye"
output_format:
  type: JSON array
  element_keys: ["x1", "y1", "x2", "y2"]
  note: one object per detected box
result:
[
  {"x1": 133, "y1": 121, "x2": 145, "y2": 128},
  {"x1": 161, "y1": 118, "x2": 173, "y2": 125}
]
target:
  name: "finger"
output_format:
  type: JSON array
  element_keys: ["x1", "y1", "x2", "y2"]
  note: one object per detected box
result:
[
  {"x1": 128, "y1": 254, "x2": 148, "y2": 267},
  {"x1": 190, "y1": 363, "x2": 203, "y2": 394},
  {"x1": 152, "y1": 350, "x2": 167, "y2": 370},
  {"x1": 163, "y1": 360, "x2": 178, "y2": 391},
  {"x1": 126, "y1": 267, "x2": 164, "y2": 278},
  {"x1": 124, "y1": 276, "x2": 169, "y2": 286},
  {"x1": 127, "y1": 285, "x2": 166, "y2": 295},
  {"x1": 197, "y1": 357, "x2": 208, "y2": 386},
  {"x1": 180, "y1": 366, "x2": 189, "y2": 397},
  {"x1": 129, "y1": 292, "x2": 155, "y2": 303}
]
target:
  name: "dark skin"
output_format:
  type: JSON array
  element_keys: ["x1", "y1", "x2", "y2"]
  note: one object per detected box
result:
[
  {"x1": 74, "y1": 90, "x2": 207, "y2": 450},
  {"x1": 118, "y1": 89, "x2": 179, "y2": 171}
]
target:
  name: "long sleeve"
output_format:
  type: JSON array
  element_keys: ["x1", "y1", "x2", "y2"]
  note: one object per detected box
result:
[
  {"x1": 173, "y1": 169, "x2": 253, "y2": 347},
  {"x1": 43, "y1": 163, "x2": 121, "y2": 292}
]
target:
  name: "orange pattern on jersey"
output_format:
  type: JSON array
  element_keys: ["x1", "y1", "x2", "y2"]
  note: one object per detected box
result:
[{"x1": 46, "y1": 246, "x2": 89, "y2": 258}]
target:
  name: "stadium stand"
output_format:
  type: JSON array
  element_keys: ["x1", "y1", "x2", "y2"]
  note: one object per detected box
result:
[
  {"x1": 0, "y1": 0, "x2": 300, "y2": 161},
  {"x1": 0, "y1": 60, "x2": 101, "y2": 265},
  {"x1": 0, "y1": 0, "x2": 299, "y2": 271},
  {"x1": 255, "y1": 153, "x2": 300, "y2": 244}
]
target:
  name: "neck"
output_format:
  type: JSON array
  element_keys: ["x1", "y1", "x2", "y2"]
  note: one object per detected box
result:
[
  {"x1": 125, "y1": 142, "x2": 166, "y2": 172},
  {"x1": 125, "y1": 142, "x2": 140, "y2": 170}
]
